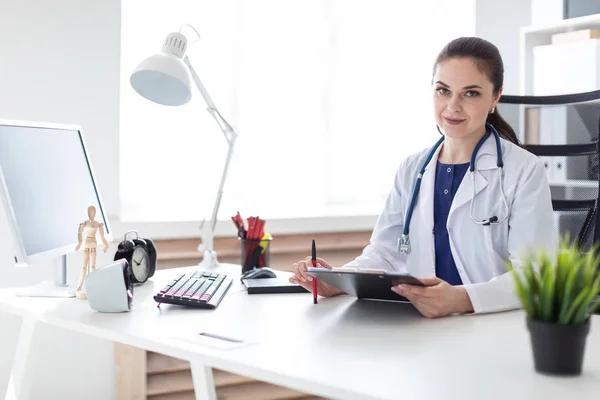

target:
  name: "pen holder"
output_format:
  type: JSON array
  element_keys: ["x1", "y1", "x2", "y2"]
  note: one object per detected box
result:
[{"x1": 240, "y1": 237, "x2": 272, "y2": 273}]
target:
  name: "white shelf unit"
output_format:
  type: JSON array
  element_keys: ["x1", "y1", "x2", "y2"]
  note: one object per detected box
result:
[
  {"x1": 516, "y1": 14, "x2": 600, "y2": 190},
  {"x1": 520, "y1": 13, "x2": 600, "y2": 95}
]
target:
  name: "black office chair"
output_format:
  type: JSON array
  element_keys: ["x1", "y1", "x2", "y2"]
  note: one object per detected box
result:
[
  {"x1": 498, "y1": 90, "x2": 600, "y2": 251},
  {"x1": 498, "y1": 90, "x2": 600, "y2": 314}
]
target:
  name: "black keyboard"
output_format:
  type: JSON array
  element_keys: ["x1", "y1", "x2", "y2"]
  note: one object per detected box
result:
[{"x1": 154, "y1": 271, "x2": 232, "y2": 309}]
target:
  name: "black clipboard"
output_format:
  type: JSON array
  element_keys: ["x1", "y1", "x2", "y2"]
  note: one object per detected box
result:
[{"x1": 307, "y1": 267, "x2": 425, "y2": 302}]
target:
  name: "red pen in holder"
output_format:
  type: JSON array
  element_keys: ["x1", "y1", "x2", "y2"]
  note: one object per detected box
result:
[{"x1": 240, "y1": 236, "x2": 272, "y2": 273}]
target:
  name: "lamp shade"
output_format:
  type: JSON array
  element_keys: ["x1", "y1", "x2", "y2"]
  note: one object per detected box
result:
[{"x1": 130, "y1": 32, "x2": 192, "y2": 106}]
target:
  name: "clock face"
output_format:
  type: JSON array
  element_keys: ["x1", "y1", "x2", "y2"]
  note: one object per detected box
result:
[{"x1": 131, "y1": 246, "x2": 150, "y2": 283}]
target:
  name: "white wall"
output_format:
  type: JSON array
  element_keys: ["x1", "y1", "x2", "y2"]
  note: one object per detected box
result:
[
  {"x1": 0, "y1": 1, "x2": 120, "y2": 398},
  {"x1": 476, "y1": 0, "x2": 532, "y2": 94}
]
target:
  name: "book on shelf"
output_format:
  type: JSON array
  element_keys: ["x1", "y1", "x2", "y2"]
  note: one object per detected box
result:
[
  {"x1": 525, "y1": 107, "x2": 540, "y2": 145},
  {"x1": 551, "y1": 29, "x2": 600, "y2": 45}
]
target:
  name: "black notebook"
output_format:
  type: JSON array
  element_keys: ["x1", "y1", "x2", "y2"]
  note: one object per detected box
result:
[{"x1": 242, "y1": 277, "x2": 309, "y2": 294}]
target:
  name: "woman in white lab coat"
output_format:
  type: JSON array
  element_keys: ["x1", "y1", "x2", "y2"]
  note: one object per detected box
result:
[{"x1": 290, "y1": 37, "x2": 557, "y2": 318}]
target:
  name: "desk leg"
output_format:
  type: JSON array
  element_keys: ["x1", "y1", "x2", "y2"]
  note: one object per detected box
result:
[
  {"x1": 190, "y1": 362, "x2": 217, "y2": 400},
  {"x1": 5, "y1": 317, "x2": 36, "y2": 400}
]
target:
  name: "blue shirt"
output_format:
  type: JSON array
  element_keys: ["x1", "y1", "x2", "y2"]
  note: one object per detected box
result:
[{"x1": 433, "y1": 161, "x2": 470, "y2": 286}]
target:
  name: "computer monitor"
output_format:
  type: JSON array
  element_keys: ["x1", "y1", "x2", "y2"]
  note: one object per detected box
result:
[{"x1": 0, "y1": 119, "x2": 111, "y2": 297}]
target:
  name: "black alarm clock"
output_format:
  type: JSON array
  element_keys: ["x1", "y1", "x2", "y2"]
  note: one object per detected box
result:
[{"x1": 114, "y1": 230, "x2": 157, "y2": 284}]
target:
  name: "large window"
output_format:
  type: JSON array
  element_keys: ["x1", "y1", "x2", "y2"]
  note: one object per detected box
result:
[{"x1": 120, "y1": 0, "x2": 475, "y2": 223}]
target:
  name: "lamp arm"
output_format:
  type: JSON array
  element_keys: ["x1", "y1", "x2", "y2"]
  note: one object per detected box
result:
[
  {"x1": 184, "y1": 57, "x2": 236, "y2": 144},
  {"x1": 203, "y1": 135, "x2": 236, "y2": 253},
  {"x1": 184, "y1": 56, "x2": 239, "y2": 256}
]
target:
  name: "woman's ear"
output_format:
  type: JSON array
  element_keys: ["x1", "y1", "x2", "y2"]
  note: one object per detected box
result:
[{"x1": 493, "y1": 87, "x2": 503, "y2": 109}]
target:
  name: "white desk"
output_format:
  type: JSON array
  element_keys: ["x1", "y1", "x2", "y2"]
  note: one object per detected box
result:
[{"x1": 1, "y1": 264, "x2": 600, "y2": 400}]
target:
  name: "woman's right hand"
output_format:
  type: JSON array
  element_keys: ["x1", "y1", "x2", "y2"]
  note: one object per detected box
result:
[{"x1": 289, "y1": 256, "x2": 344, "y2": 297}]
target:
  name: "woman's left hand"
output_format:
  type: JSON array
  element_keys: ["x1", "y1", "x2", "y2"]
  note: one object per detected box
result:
[{"x1": 391, "y1": 277, "x2": 474, "y2": 318}]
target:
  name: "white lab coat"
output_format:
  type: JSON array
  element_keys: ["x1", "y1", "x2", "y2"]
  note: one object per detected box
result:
[{"x1": 344, "y1": 133, "x2": 557, "y2": 314}]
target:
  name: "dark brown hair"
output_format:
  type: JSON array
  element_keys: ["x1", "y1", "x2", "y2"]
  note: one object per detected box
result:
[{"x1": 433, "y1": 37, "x2": 520, "y2": 146}]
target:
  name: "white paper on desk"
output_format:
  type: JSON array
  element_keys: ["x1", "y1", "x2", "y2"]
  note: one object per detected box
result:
[{"x1": 173, "y1": 331, "x2": 255, "y2": 351}]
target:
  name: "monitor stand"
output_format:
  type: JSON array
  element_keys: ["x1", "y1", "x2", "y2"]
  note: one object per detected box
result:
[{"x1": 16, "y1": 255, "x2": 76, "y2": 298}]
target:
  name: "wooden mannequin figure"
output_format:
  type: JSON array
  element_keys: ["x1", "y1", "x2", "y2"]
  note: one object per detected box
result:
[{"x1": 75, "y1": 205, "x2": 109, "y2": 299}]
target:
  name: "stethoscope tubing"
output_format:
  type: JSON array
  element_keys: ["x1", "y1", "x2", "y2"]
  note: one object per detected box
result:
[{"x1": 398, "y1": 123, "x2": 510, "y2": 254}]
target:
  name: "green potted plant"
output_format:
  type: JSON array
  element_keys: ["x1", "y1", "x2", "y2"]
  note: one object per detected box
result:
[{"x1": 509, "y1": 237, "x2": 600, "y2": 375}]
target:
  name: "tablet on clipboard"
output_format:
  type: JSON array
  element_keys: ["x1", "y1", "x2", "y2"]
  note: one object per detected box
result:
[{"x1": 307, "y1": 267, "x2": 425, "y2": 303}]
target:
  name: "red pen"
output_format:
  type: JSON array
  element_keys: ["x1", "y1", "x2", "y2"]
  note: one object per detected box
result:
[{"x1": 311, "y1": 239, "x2": 318, "y2": 304}]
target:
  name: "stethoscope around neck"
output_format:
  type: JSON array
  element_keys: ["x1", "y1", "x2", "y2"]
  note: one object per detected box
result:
[{"x1": 397, "y1": 123, "x2": 510, "y2": 254}]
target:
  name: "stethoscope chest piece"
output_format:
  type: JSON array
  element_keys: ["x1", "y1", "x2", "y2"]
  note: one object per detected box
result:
[{"x1": 398, "y1": 234, "x2": 410, "y2": 254}]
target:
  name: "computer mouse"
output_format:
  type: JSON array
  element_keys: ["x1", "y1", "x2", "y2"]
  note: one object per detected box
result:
[{"x1": 242, "y1": 267, "x2": 277, "y2": 280}]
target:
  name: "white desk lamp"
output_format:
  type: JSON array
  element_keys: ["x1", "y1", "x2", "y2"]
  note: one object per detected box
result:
[{"x1": 130, "y1": 27, "x2": 238, "y2": 268}]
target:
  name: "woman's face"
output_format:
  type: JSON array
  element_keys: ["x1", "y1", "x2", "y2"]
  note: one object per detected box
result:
[{"x1": 432, "y1": 57, "x2": 501, "y2": 140}]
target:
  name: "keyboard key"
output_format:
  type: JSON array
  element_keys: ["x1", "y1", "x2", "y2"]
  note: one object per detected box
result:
[
  {"x1": 164, "y1": 286, "x2": 180, "y2": 297},
  {"x1": 203, "y1": 281, "x2": 222, "y2": 299},
  {"x1": 167, "y1": 274, "x2": 183, "y2": 287},
  {"x1": 161, "y1": 275, "x2": 184, "y2": 291},
  {"x1": 191, "y1": 280, "x2": 212, "y2": 300},
  {"x1": 173, "y1": 279, "x2": 197, "y2": 298},
  {"x1": 182, "y1": 280, "x2": 204, "y2": 298},
  {"x1": 165, "y1": 278, "x2": 190, "y2": 297},
  {"x1": 198, "y1": 281, "x2": 221, "y2": 302}
]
